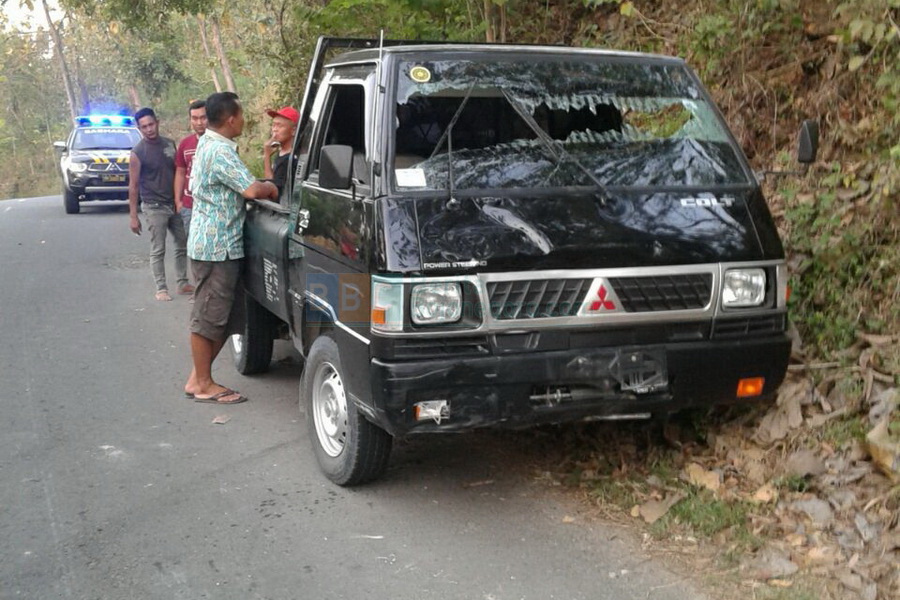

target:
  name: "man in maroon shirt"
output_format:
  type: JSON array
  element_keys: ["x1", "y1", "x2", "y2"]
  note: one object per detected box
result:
[{"x1": 174, "y1": 99, "x2": 208, "y2": 234}]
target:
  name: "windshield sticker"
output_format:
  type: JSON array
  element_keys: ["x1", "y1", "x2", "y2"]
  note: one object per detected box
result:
[
  {"x1": 395, "y1": 168, "x2": 427, "y2": 187},
  {"x1": 409, "y1": 66, "x2": 431, "y2": 83}
]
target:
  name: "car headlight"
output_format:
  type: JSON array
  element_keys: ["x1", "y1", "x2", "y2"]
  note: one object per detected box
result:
[
  {"x1": 722, "y1": 268, "x2": 766, "y2": 307},
  {"x1": 67, "y1": 162, "x2": 88, "y2": 173},
  {"x1": 411, "y1": 283, "x2": 462, "y2": 325}
]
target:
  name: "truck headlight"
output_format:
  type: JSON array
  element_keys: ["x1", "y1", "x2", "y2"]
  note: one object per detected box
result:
[
  {"x1": 67, "y1": 162, "x2": 88, "y2": 173},
  {"x1": 411, "y1": 283, "x2": 462, "y2": 325},
  {"x1": 722, "y1": 268, "x2": 766, "y2": 307}
]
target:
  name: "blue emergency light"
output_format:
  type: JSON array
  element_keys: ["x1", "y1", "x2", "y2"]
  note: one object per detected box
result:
[{"x1": 75, "y1": 115, "x2": 135, "y2": 127}]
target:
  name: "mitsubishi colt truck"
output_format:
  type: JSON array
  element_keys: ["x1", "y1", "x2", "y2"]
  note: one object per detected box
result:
[{"x1": 234, "y1": 37, "x2": 818, "y2": 485}]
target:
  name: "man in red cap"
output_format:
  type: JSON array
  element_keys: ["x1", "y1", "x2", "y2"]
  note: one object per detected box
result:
[{"x1": 263, "y1": 106, "x2": 299, "y2": 196}]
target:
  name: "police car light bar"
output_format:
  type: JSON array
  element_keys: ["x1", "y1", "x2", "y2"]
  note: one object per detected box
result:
[{"x1": 75, "y1": 115, "x2": 135, "y2": 127}]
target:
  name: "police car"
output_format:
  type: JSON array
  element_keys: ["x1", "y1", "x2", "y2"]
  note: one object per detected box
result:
[{"x1": 54, "y1": 115, "x2": 142, "y2": 214}]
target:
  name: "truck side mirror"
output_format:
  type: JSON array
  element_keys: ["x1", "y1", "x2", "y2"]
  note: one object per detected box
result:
[
  {"x1": 797, "y1": 120, "x2": 819, "y2": 164},
  {"x1": 53, "y1": 141, "x2": 67, "y2": 152},
  {"x1": 319, "y1": 145, "x2": 353, "y2": 189}
]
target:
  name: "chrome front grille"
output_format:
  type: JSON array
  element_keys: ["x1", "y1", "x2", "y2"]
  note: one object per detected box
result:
[
  {"x1": 607, "y1": 274, "x2": 712, "y2": 312},
  {"x1": 87, "y1": 161, "x2": 128, "y2": 172},
  {"x1": 487, "y1": 278, "x2": 591, "y2": 320}
]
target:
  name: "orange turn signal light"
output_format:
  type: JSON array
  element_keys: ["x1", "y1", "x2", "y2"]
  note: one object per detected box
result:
[
  {"x1": 372, "y1": 307, "x2": 387, "y2": 325},
  {"x1": 785, "y1": 284, "x2": 792, "y2": 303},
  {"x1": 737, "y1": 377, "x2": 765, "y2": 398}
]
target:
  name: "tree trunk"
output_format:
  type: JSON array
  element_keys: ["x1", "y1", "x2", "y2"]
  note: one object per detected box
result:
[
  {"x1": 209, "y1": 15, "x2": 237, "y2": 93},
  {"x1": 483, "y1": 0, "x2": 495, "y2": 42},
  {"x1": 71, "y1": 53, "x2": 91, "y2": 114},
  {"x1": 128, "y1": 85, "x2": 142, "y2": 110},
  {"x1": 197, "y1": 15, "x2": 223, "y2": 93},
  {"x1": 482, "y1": 0, "x2": 505, "y2": 43},
  {"x1": 41, "y1": 0, "x2": 78, "y2": 119}
]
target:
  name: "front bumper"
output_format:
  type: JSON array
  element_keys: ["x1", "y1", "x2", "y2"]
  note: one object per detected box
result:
[
  {"x1": 368, "y1": 334, "x2": 790, "y2": 435},
  {"x1": 66, "y1": 173, "x2": 129, "y2": 200}
]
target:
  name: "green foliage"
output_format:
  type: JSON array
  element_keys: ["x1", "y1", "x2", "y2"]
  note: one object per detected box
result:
[
  {"x1": 784, "y1": 155, "x2": 898, "y2": 355},
  {"x1": 837, "y1": 0, "x2": 900, "y2": 162},
  {"x1": 61, "y1": 0, "x2": 212, "y2": 28},
  {"x1": 689, "y1": 14, "x2": 735, "y2": 77},
  {"x1": 0, "y1": 20, "x2": 71, "y2": 198},
  {"x1": 295, "y1": 0, "x2": 475, "y2": 41}
]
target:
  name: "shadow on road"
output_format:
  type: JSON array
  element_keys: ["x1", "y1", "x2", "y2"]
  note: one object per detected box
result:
[{"x1": 75, "y1": 202, "x2": 130, "y2": 215}]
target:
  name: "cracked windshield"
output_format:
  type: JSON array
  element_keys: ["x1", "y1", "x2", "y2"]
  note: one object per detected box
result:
[{"x1": 393, "y1": 57, "x2": 749, "y2": 191}]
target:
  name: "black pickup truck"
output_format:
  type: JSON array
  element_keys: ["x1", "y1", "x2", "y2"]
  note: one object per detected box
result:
[{"x1": 235, "y1": 37, "x2": 818, "y2": 485}]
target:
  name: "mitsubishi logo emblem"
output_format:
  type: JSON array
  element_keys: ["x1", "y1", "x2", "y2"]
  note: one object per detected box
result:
[
  {"x1": 578, "y1": 278, "x2": 622, "y2": 316},
  {"x1": 590, "y1": 285, "x2": 616, "y2": 311}
]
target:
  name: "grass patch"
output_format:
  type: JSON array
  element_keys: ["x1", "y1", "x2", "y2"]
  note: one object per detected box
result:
[
  {"x1": 775, "y1": 474, "x2": 810, "y2": 493},
  {"x1": 587, "y1": 477, "x2": 640, "y2": 508},
  {"x1": 646, "y1": 452, "x2": 680, "y2": 481},
  {"x1": 650, "y1": 488, "x2": 753, "y2": 539},
  {"x1": 820, "y1": 414, "x2": 868, "y2": 446}
]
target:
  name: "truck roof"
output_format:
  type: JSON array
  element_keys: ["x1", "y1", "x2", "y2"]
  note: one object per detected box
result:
[{"x1": 327, "y1": 43, "x2": 685, "y2": 68}]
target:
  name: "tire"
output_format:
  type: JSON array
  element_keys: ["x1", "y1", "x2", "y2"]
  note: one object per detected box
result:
[
  {"x1": 301, "y1": 335, "x2": 392, "y2": 486},
  {"x1": 63, "y1": 187, "x2": 80, "y2": 214},
  {"x1": 231, "y1": 294, "x2": 275, "y2": 375}
]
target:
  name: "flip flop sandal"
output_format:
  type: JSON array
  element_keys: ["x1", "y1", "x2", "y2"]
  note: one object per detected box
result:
[{"x1": 193, "y1": 390, "x2": 248, "y2": 404}]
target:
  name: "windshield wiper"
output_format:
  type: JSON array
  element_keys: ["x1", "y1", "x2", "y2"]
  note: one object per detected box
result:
[
  {"x1": 428, "y1": 82, "x2": 476, "y2": 210},
  {"x1": 500, "y1": 89, "x2": 611, "y2": 205}
]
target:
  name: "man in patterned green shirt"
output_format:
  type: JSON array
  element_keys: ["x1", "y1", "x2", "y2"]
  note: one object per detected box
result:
[{"x1": 183, "y1": 92, "x2": 278, "y2": 404}]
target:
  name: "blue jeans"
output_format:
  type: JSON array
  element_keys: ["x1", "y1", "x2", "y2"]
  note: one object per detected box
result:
[{"x1": 180, "y1": 207, "x2": 192, "y2": 236}]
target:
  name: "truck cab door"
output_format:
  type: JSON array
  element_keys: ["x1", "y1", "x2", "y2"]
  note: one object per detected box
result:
[{"x1": 292, "y1": 76, "x2": 375, "y2": 396}]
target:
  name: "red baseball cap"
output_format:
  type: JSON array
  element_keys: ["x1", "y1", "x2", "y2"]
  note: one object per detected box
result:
[{"x1": 266, "y1": 106, "x2": 299, "y2": 125}]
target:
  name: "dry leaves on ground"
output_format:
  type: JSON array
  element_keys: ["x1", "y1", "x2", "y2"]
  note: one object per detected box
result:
[{"x1": 538, "y1": 333, "x2": 899, "y2": 600}]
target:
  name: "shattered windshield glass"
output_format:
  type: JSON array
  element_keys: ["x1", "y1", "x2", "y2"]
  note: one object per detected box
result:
[{"x1": 392, "y1": 57, "x2": 749, "y2": 191}]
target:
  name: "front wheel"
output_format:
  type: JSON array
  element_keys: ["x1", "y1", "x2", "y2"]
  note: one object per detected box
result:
[
  {"x1": 301, "y1": 335, "x2": 391, "y2": 486},
  {"x1": 231, "y1": 294, "x2": 275, "y2": 375},
  {"x1": 63, "y1": 187, "x2": 80, "y2": 214}
]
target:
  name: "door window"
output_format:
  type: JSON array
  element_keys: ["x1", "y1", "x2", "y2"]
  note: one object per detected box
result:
[{"x1": 302, "y1": 82, "x2": 369, "y2": 263}]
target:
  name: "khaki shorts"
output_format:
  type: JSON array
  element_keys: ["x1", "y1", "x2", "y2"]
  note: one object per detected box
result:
[{"x1": 190, "y1": 259, "x2": 246, "y2": 342}]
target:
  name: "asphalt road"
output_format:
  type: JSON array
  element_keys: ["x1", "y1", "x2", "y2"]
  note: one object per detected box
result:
[{"x1": 0, "y1": 196, "x2": 708, "y2": 600}]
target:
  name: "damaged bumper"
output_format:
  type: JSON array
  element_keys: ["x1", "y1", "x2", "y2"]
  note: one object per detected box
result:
[{"x1": 368, "y1": 334, "x2": 790, "y2": 436}]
